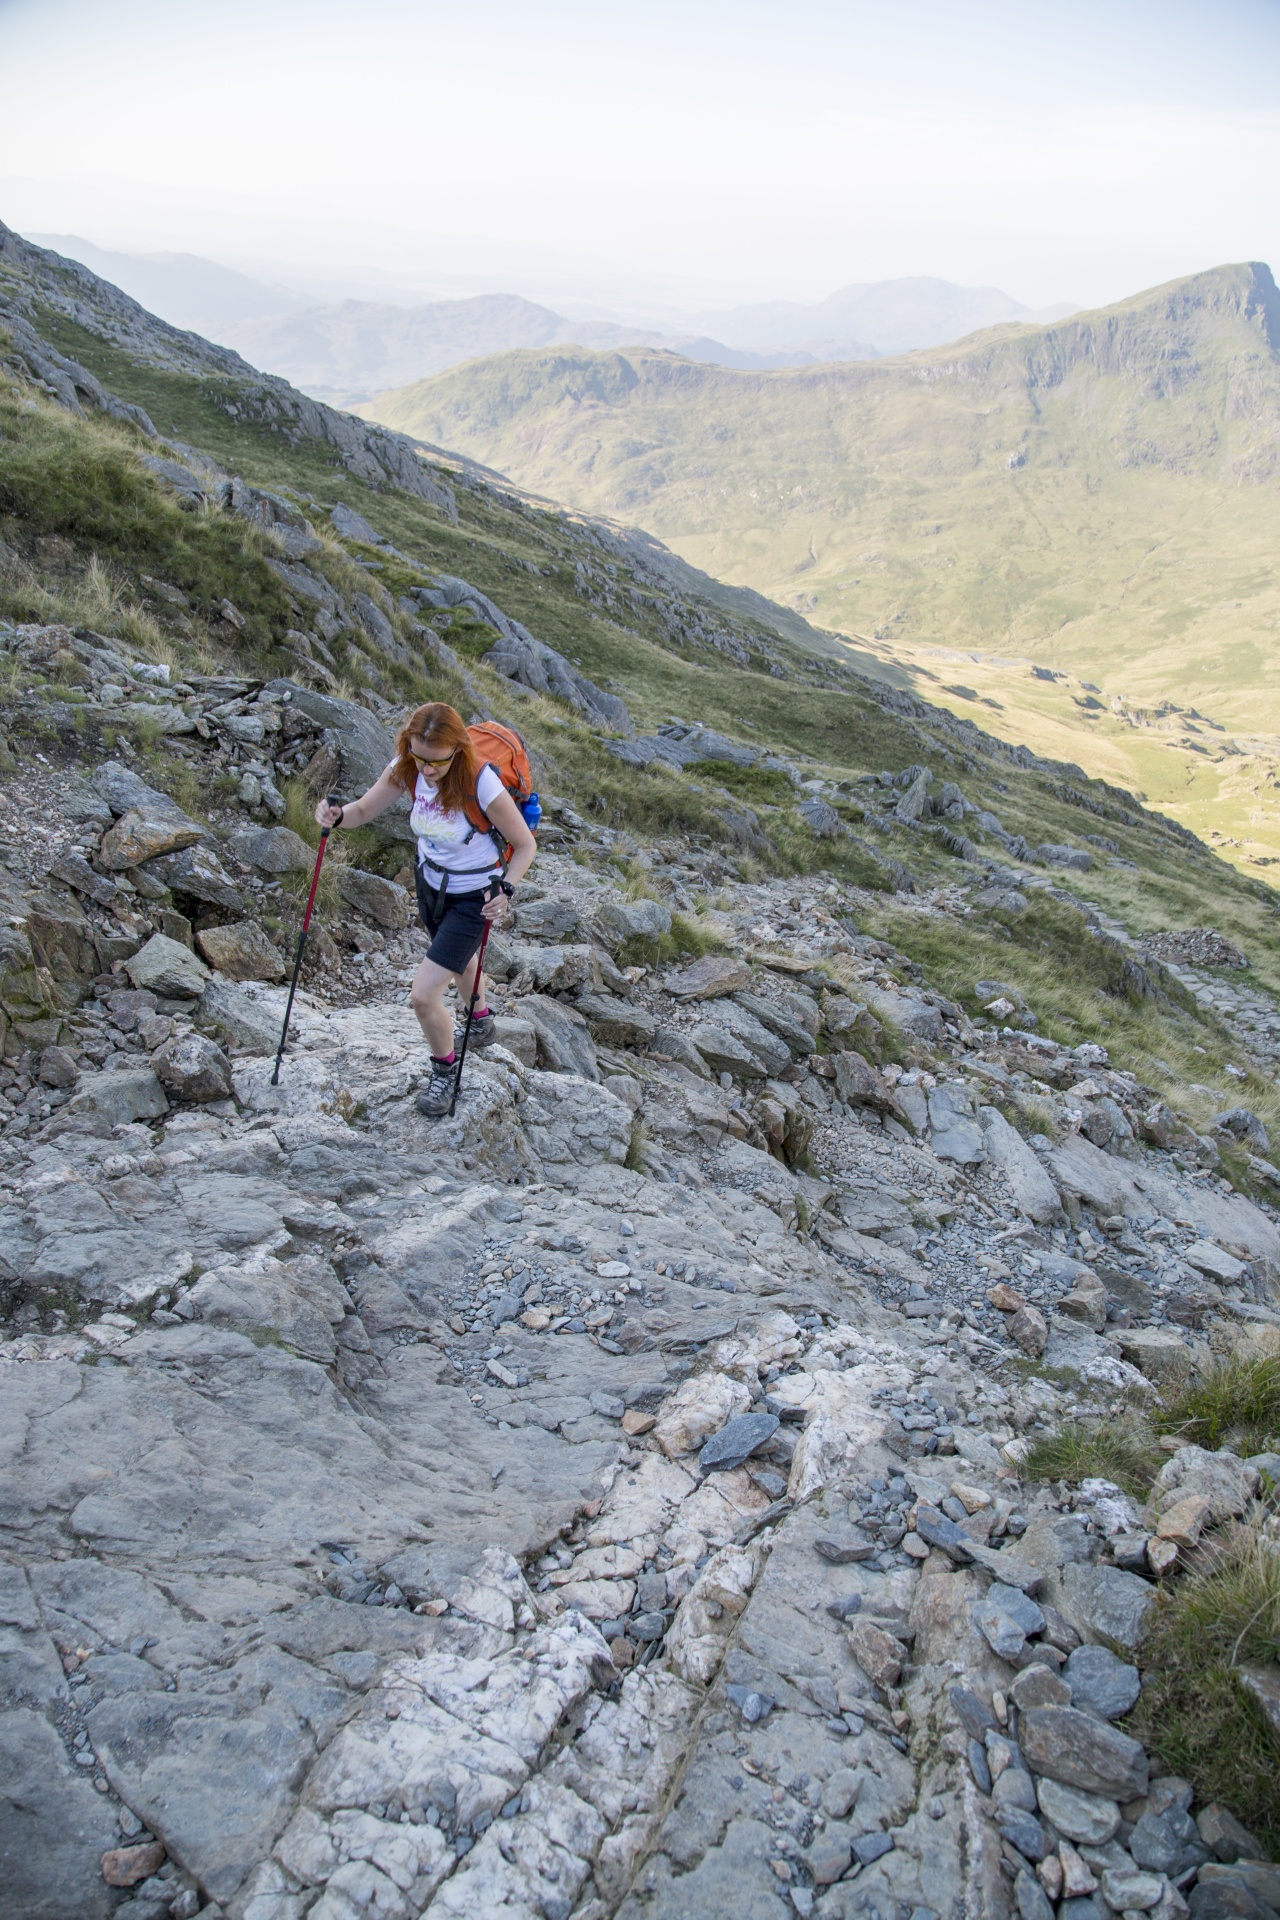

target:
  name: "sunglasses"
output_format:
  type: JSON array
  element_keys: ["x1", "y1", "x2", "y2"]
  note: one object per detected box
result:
[{"x1": 411, "y1": 747, "x2": 456, "y2": 768}]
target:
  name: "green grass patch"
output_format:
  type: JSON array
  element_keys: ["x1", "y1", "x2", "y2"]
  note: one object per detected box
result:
[
  {"x1": 865, "y1": 892, "x2": 1263, "y2": 1142},
  {"x1": 1153, "y1": 1339, "x2": 1280, "y2": 1456},
  {"x1": 614, "y1": 909, "x2": 725, "y2": 970},
  {"x1": 0, "y1": 382, "x2": 292, "y2": 646},
  {"x1": 1130, "y1": 1528, "x2": 1280, "y2": 1858},
  {"x1": 692, "y1": 758, "x2": 797, "y2": 806},
  {"x1": 1022, "y1": 1416, "x2": 1163, "y2": 1495}
]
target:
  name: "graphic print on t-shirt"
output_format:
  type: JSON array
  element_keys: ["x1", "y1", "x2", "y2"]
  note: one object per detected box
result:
[{"x1": 409, "y1": 762, "x2": 505, "y2": 894}]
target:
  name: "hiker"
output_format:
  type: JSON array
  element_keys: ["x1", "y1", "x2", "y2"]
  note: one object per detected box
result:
[{"x1": 315, "y1": 701, "x2": 537, "y2": 1115}]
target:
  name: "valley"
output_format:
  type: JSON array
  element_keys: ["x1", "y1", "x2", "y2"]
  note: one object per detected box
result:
[{"x1": 359, "y1": 265, "x2": 1280, "y2": 870}]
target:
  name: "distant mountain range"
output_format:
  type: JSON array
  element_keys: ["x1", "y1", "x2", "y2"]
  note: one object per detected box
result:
[
  {"x1": 358, "y1": 262, "x2": 1280, "y2": 754},
  {"x1": 25, "y1": 234, "x2": 310, "y2": 332},
  {"x1": 26, "y1": 234, "x2": 1073, "y2": 403},
  {"x1": 690, "y1": 277, "x2": 1078, "y2": 357},
  {"x1": 193, "y1": 295, "x2": 832, "y2": 403}
]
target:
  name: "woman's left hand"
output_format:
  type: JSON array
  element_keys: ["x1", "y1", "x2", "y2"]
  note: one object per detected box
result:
[{"x1": 482, "y1": 891, "x2": 510, "y2": 923}]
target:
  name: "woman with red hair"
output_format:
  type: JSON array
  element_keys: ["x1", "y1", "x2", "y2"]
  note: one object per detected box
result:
[{"x1": 315, "y1": 702, "x2": 536, "y2": 1115}]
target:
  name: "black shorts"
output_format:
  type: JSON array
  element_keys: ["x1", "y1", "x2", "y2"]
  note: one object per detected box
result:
[{"x1": 414, "y1": 871, "x2": 492, "y2": 975}]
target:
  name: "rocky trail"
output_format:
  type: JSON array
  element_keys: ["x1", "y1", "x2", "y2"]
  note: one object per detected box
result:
[
  {"x1": 0, "y1": 219, "x2": 1277, "y2": 1920},
  {"x1": 3, "y1": 660, "x2": 1280, "y2": 1920}
]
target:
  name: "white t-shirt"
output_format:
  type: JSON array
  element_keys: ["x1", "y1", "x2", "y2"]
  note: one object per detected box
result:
[{"x1": 408, "y1": 762, "x2": 505, "y2": 894}]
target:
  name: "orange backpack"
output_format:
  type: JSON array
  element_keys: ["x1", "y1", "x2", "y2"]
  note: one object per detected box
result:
[{"x1": 462, "y1": 721, "x2": 537, "y2": 861}]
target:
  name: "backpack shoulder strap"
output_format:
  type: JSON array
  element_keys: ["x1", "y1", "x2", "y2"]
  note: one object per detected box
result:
[{"x1": 462, "y1": 763, "x2": 505, "y2": 843}]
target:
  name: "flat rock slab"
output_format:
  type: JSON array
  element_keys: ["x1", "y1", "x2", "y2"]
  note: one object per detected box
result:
[
  {"x1": 1036, "y1": 1776, "x2": 1121, "y2": 1844},
  {"x1": 662, "y1": 956, "x2": 753, "y2": 1001},
  {"x1": 814, "y1": 1530, "x2": 877, "y2": 1564},
  {"x1": 0, "y1": 1706, "x2": 119, "y2": 1920},
  {"x1": 1058, "y1": 1562, "x2": 1155, "y2": 1656},
  {"x1": 699, "y1": 1412, "x2": 779, "y2": 1474},
  {"x1": 1018, "y1": 1706, "x2": 1148, "y2": 1799}
]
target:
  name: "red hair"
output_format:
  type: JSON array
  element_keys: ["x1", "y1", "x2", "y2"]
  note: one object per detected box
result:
[{"x1": 392, "y1": 703, "x2": 476, "y2": 812}]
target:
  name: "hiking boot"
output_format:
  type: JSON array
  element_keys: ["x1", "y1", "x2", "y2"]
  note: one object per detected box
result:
[
  {"x1": 457, "y1": 1009, "x2": 498, "y2": 1052},
  {"x1": 415, "y1": 1058, "x2": 457, "y2": 1118}
]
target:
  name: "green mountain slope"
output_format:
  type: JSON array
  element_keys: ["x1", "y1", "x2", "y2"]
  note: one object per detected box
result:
[
  {"x1": 5, "y1": 220, "x2": 1280, "y2": 1174},
  {"x1": 360, "y1": 265, "x2": 1280, "y2": 835}
]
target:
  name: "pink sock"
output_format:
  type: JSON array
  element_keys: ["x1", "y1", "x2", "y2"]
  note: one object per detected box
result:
[
  {"x1": 473, "y1": 1006, "x2": 491, "y2": 1018},
  {"x1": 432, "y1": 1051, "x2": 456, "y2": 1066}
]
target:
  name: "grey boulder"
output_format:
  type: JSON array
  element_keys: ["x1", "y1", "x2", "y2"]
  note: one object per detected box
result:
[
  {"x1": 1150, "y1": 1446, "x2": 1259, "y2": 1527},
  {"x1": 141, "y1": 842, "x2": 246, "y2": 912},
  {"x1": 1034, "y1": 1777, "x2": 1121, "y2": 1844},
  {"x1": 152, "y1": 1034, "x2": 234, "y2": 1104},
  {"x1": 513, "y1": 896, "x2": 582, "y2": 942},
  {"x1": 195, "y1": 920, "x2": 287, "y2": 983},
  {"x1": 66, "y1": 1068, "x2": 168, "y2": 1127},
  {"x1": 974, "y1": 1583, "x2": 1045, "y2": 1660},
  {"x1": 1018, "y1": 1706, "x2": 1148, "y2": 1799},
  {"x1": 575, "y1": 992, "x2": 658, "y2": 1050},
  {"x1": 1037, "y1": 843, "x2": 1092, "y2": 870},
  {"x1": 704, "y1": 999, "x2": 791, "y2": 1076},
  {"x1": 928, "y1": 1083, "x2": 987, "y2": 1164},
  {"x1": 262, "y1": 683, "x2": 395, "y2": 806},
  {"x1": 594, "y1": 897, "x2": 671, "y2": 946},
  {"x1": 125, "y1": 932, "x2": 211, "y2": 999},
  {"x1": 1059, "y1": 1561, "x2": 1156, "y2": 1656},
  {"x1": 518, "y1": 994, "x2": 600, "y2": 1082},
  {"x1": 1063, "y1": 1644, "x2": 1140, "y2": 1720},
  {"x1": 731, "y1": 991, "x2": 815, "y2": 1057},
  {"x1": 336, "y1": 867, "x2": 410, "y2": 929},
  {"x1": 228, "y1": 825, "x2": 316, "y2": 874}
]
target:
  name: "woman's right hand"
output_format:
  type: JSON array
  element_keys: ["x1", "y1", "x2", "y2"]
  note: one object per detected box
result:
[{"x1": 315, "y1": 798, "x2": 344, "y2": 830}]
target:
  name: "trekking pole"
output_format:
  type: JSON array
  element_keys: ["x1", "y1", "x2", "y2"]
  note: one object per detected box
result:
[
  {"x1": 449, "y1": 881, "x2": 500, "y2": 1116},
  {"x1": 271, "y1": 795, "x2": 341, "y2": 1086}
]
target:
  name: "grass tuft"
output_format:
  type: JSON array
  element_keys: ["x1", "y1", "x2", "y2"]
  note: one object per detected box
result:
[
  {"x1": 614, "y1": 909, "x2": 725, "y2": 970},
  {"x1": 1130, "y1": 1527, "x2": 1280, "y2": 1857},
  {"x1": 281, "y1": 776, "x2": 324, "y2": 849},
  {"x1": 1022, "y1": 1416, "x2": 1163, "y2": 1495},
  {"x1": 1153, "y1": 1338, "x2": 1280, "y2": 1457}
]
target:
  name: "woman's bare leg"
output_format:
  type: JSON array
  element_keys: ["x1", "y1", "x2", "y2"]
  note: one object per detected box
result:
[
  {"x1": 408, "y1": 955, "x2": 490, "y2": 1055},
  {"x1": 408, "y1": 957, "x2": 455, "y2": 1056}
]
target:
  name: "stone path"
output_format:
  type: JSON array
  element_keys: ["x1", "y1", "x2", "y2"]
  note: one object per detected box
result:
[{"x1": 3, "y1": 834, "x2": 1280, "y2": 1919}]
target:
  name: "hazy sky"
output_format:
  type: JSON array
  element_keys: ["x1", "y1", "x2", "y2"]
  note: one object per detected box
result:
[{"x1": 1, "y1": 0, "x2": 1277, "y2": 311}]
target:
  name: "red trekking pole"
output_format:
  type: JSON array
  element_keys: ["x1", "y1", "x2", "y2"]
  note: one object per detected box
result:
[
  {"x1": 271, "y1": 794, "x2": 341, "y2": 1086},
  {"x1": 449, "y1": 880, "x2": 501, "y2": 1116}
]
